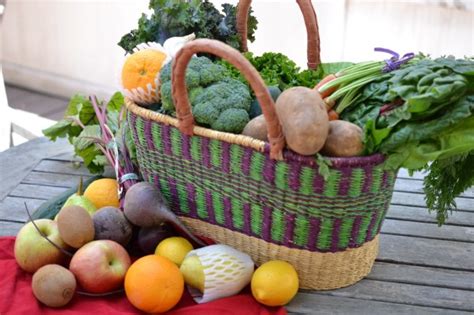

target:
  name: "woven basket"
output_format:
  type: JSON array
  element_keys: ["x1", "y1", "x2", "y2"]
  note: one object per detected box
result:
[{"x1": 125, "y1": 0, "x2": 397, "y2": 290}]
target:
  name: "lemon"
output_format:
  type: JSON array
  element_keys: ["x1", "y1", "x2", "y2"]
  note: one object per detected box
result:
[
  {"x1": 180, "y1": 255, "x2": 205, "y2": 292},
  {"x1": 251, "y1": 260, "x2": 299, "y2": 306},
  {"x1": 155, "y1": 237, "x2": 193, "y2": 266}
]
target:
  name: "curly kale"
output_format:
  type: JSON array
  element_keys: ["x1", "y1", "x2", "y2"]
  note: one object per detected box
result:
[{"x1": 119, "y1": 0, "x2": 258, "y2": 53}]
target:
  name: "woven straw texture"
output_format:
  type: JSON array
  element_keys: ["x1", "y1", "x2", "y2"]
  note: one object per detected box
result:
[{"x1": 126, "y1": 98, "x2": 397, "y2": 289}]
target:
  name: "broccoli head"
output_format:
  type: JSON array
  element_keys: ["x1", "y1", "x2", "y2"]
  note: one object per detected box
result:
[{"x1": 159, "y1": 56, "x2": 252, "y2": 134}]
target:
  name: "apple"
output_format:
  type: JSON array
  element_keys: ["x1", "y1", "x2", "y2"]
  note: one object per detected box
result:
[
  {"x1": 69, "y1": 240, "x2": 131, "y2": 293},
  {"x1": 14, "y1": 219, "x2": 68, "y2": 273}
]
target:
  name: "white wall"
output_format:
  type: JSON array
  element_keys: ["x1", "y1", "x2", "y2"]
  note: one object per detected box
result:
[{"x1": 1, "y1": 0, "x2": 473, "y2": 100}]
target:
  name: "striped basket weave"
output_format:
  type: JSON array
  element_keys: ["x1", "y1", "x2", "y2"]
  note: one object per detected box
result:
[{"x1": 125, "y1": 0, "x2": 397, "y2": 290}]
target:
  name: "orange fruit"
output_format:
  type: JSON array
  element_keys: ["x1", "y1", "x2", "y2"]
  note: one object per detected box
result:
[
  {"x1": 121, "y1": 49, "x2": 168, "y2": 91},
  {"x1": 83, "y1": 178, "x2": 120, "y2": 209},
  {"x1": 125, "y1": 255, "x2": 184, "y2": 313}
]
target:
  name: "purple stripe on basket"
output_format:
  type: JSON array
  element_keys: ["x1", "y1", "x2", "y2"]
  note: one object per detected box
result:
[
  {"x1": 349, "y1": 216, "x2": 363, "y2": 248},
  {"x1": 223, "y1": 197, "x2": 234, "y2": 229},
  {"x1": 153, "y1": 174, "x2": 161, "y2": 192},
  {"x1": 161, "y1": 124, "x2": 172, "y2": 156},
  {"x1": 181, "y1": 134, "x2": 192, "y2": 161},
  {"x1": 330, "y1": 218, "x2": 343, "y2": 252},
  {"x1": 361, "y1": 165, "x2": 373, "y2": 193},
  {"x1": 307, "y1": 217, "x2": 321, "y2": 251},
  {"x1": 168, "y1": 177, "x2": 179, "y2": 210},
  {"x1": 262, "y1": 206, "x2": 273, "y2": 242},
  {"x1": 221, "y1": 142, "x2": 231, "y2": 173},
  {"x1": 241, "y1": 148, "x2": 253, "y2": 176},
  {"x1": 186, "y1": 183, "x2": 198, "y2": 218},
  {"x1": 204, "y1": 191, "x2": 216, "y2": 224},
  {"x1": 129, "y1": 113, "x2": 138, "y2": 140},
  {"x1": 243, "y1": 204, "x2": 252, "y2": 235},
  {"x1": 263, "y1": 156, "x2": 276, "y2": 185},
  {"x1": 201, "y1": 137, "x2": 211, "y2": 169},
  {"x1": 382, "y1": 170, "x2": 390, "y2": 189},
  {"x1": 313, "y1": 174, "x2": 325, "y2": 194},
  {"x1": 338, "y1": 168, "x2": 352, "y2": 196},
  {"x1": 283, "y1": 213, "x2": 296, "y2": 247},
  {"x1": 365, "y1": 211, "x2": 379, "y2": 242},
  {"x1": 144, "y1": 120, "x2": 156, "y2": 151},
  {"x1": 289, "y1": 163, "x2": 302, "y2": 191}
]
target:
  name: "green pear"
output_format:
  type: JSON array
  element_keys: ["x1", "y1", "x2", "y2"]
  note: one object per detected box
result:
[
  {"x1": 180, "y1": 255, "x2": 205, "y2": 292},
  {"x1": 56, "y1": 178, "x2": 97, "y2": 220}
]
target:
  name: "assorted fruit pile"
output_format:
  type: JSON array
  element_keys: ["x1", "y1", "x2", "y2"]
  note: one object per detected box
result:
[{"x1": 15, "y1": 178, "x2": 299, "y2": 312}]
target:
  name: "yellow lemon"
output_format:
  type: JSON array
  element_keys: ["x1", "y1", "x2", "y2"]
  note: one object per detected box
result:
[
  {"x1": 155, "y1": 237, "x2": 193, "y2": 266},
  {"x1": 83, "y1": 178, "x2": 120, "y2": 209},
  {"x1": 251, "y1": 260, "x2": 299, "y2": 306}
]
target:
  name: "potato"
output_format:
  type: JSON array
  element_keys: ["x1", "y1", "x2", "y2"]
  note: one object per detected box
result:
[
  {"x1": 242, "y1": 115, "x2": 268, "y2": 141},
  {"x1": 275, "y1": 87, "x2": 329, "y2": 155},
  {"x1": 321, "y1": 120, "x2": 364, "y2": 157}
]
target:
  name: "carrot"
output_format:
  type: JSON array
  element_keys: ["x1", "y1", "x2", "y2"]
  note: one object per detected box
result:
[
  {"x1": 328, "y1": 109, "x2": 339, "y2": 121},
  {"x1": 314, "y1": 74, "x2": 338, "y2": 98},
  {"x1": 324, "y1": 97, "x2": 336, "y2": 110}
]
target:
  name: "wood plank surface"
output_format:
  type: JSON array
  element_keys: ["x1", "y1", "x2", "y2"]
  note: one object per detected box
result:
[
  {"x1": 288, "y1": 293, "x2": 472, "y2": 315},
  {"x1": 386, "y1": 204, "x2": 474, "y2": 226},
  {"x1": 378, "y1": 234, "x2": 474, "y2": 270},
  {"x1": 0, "y1": 197, "x2": 45, "y2": 223},
  {"x1": 21, "y1": 171, "x2": 91, "y2": 188},
  {"x1": 391, "y1": 191, "x2": 474, "y2": 211},
  {"x1": 0, "y1": 221, "x2": 23, "y2": 237}
]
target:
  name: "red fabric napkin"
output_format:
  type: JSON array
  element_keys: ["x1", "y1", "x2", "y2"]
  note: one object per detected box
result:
[{"x1": 0, "y1": 236, "x2": 286, "y2": 315}]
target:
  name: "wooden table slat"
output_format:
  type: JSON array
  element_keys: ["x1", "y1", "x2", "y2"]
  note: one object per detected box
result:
[
  {"x1": 21, "y1": 171, "x2": 92, "y2": 188},
  {"x1": 0, "y1": 197, "x2": 46, "y2": 223},
  {"x1": 386, "y1": 204, "x2": 474, "y2": 227},
  {"x1": 391, "y1": 191, "x2": 474, "y2": 211},
  {"x1": 288, "y1": 293, "x2": 472, "y2": 315}
]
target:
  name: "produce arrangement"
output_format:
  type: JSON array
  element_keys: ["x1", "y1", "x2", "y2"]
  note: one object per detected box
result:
[{"x1": 29, "y1": 0, "x2": 474, "y2": 312}]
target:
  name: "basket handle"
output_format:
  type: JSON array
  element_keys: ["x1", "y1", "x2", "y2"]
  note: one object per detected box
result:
[
  {"x1": 171, "y1": 39, "x2": 285, "y2": 160},
  {"x1": 236, "y1": 0, "x2": 321, "y2": 69}
]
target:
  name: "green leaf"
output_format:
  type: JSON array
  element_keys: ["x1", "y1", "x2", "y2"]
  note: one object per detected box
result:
[
  {"x1": 73, "y1": 125, "x2": 101, "y2": 151},
  {"x1": 74, "y1": 144, "x2": 104, "y2": 174},
  {"x1": 42, "y1": 120, "x2": 74, "y2": 141},
  {"x1": 107, "y1": 92, "x2": 124, "y2": 112},
  {"x1": 316, "y1": 154, "x2": 332, "y2": 181}
]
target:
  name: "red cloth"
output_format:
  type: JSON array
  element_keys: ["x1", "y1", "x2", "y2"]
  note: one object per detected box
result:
[{"x1": 0, "y1": 237, "x2": 286, "y2": 315}]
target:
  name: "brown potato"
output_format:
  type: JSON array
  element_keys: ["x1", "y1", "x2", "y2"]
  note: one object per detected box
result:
[
  {"x1": 275, "y1": 87, "x2": 329, "y2": 155},
  {"x1": 242, "y1": 115, "x2": 268, "y2": 141},
  {"x1": 321, "y1": 120, "x2": 364, "y2": 157}
]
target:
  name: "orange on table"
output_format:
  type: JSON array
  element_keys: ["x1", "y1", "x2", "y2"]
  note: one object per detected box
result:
[
  {"x1": 83, "y1": 178, "x2": 120, "y2": 209},
  {"x1": 124, "y1": 255, "x2": 184, "y2": 313},
  {"x1": 121, "y1": 49, "x2": 168, "y2": 91}
]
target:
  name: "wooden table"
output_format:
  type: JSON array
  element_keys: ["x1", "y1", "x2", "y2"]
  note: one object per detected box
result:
[{"x1": 1, "y1": 138, "x2": 473, "y2": 314}]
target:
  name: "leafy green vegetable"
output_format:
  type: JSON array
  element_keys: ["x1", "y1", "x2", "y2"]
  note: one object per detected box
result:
[
  {"x1": 338, "y1": 56, "x2": 474, "y2": 224},
  {"x1": 43, "y1": 93, "x2": 134, "y2": 174},
  {"x1": 118, "y1": 0, "x2": 258, "y2": 53},
  {"x1": 218, "y1": 51, "x2": 352, "y2": 91}
]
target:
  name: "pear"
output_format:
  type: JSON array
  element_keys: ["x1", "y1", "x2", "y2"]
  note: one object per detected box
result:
[
  {"x1": 180, "y1": 255, "x2": 205, "y2": 292},
  {"x1": 56, "y1": 178, "x2": 97, "y2": 220}
]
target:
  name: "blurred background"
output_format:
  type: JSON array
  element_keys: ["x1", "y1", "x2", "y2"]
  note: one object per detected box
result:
[{"x1": 0, "y1": 0, "x2": 473, "y2": 150}]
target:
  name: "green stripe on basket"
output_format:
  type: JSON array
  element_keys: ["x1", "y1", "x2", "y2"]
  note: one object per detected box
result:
[
  {"x1": 159, "y1": 177, "x2": 170, "y2": 202},
  {"x1": 231, "y1": 199, "x2": 244, "y2": 229},
  {"x1": 249, "y1": 154, "x2": 265, "y2": 182},
  {"x1": 190, "y1": 137, "x2": 202, "y2": 162},
  {"x1": 317, "y1": 218, "x2": 333, "y2": 250},
  {"x1": 271, "y1": 209, "x2": 284, "y2": 243},
  {"x1": 230, "y1": 145, "x2": 244, "y2": 175},
  {"x1": 251, "y1": 204, "x2": 263, "y2": 236},
  {"x1": 294, "y1": 215, "x2": 309, "y2": 247},
  {"x1": 338, "y1": 217, "x2": 354, "y2": 248},
  {"x1": 210, "y1": 139, "x2": 222, "y2": 169},
  {"x1": 176, "y1": 183, "x2": 190, "y2": 214},
  {"x1": 275, "y1": 163, "x2": 289, "y2": 190},
  {"x1": 323, "y1": 170, "x2": 341, "y2": 197},
  {"x1": 348, "y1": 168, "x2": 364, "y2": 197},
  {"x1": 371, "y1": 166, "x2": 384, "y2": 193},
  {"x1": 212, "y1": 191, "x2": 225, "y2": 225},
  {"x1": 170, "y1": 128, "x2": 182, "y2": 157},
  {"x1": 195, "y1": 186, "x2": 207, "y2": 220},
  {"x1": 151, "y1": 121, "x2": 162, "y2": 148},
  {"x1": 356, "y1": 214, "x2": 372, "y2": 245},
  {"x1": 299, "y1": 167, "x2": 314, "y2": 195},
  {"x1": 135, "y1": 118, "x2": 147, "y2": 148}
]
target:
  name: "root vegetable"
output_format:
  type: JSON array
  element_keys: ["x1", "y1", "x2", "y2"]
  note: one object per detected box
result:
[
  {"x1": 275, "y1": 87, "x2": 329, "y2": 155},
  {"x1": 321, "y1": 120, "x2": 364, "y2": 157},
  {"x1": 242, "y1": 115, "x2": 268, "y2": 141}
]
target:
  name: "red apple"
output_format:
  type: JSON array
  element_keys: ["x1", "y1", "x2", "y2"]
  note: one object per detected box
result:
[
  {"x1": 14, "y1": 219, "x2": 68, "y2": 273},
  {"x1": 69, "y1": 240, "x2": 131, "y2": 293}
]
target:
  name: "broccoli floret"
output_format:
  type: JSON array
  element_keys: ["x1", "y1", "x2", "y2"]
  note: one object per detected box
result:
[
  {"x1": 212, "y1": 109, "x2": 250, "y2": 133},
  {"x1": 159, "y1": 56, "x2": 252, "y2": 134}
]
